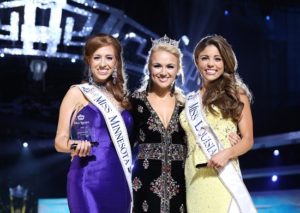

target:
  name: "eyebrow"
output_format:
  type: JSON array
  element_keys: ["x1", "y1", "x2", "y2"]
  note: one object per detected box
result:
[
  {"x1": 199, "y1": 54, "x2": 221, "y2": 57},
  {"x1": 93, "y1": 54, "x2": 114, "y2": 57},
  {"x1": 152, "y1": 62, "x2": 176, "y2": 65}
]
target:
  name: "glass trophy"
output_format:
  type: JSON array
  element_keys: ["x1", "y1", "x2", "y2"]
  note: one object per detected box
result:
[{"x1": 70, "y1": 113, "x2": 98, "y2": 150}]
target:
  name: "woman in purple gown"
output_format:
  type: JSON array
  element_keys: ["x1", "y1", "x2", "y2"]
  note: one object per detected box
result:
[{"x1": 55, "y1": 33, "x2": 133, "y2": 213}]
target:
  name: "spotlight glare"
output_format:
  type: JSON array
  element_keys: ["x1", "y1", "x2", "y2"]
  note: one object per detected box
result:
[
  {"x1": 271, "y1": 175, "x2": 278, "y2": 182},
  {"x1": 128, "y1": 32, "x2": 136, "y2": 38},
  {"x1": 22, "y1": 142, "x2": 28, "y2": 148},
  {"x1": 112, "y1": 33, "x2": 119, "y2": 38},
  {"x1": 265, "y1": 15, "x2": 270, "y2": 21},
  {"x1": 273, "y1": 149, "x2": 280, "y2": 156},
  {"x1": 71, "y1": 58, "x2": 76, "y2": 63},
  {"x1": 224, "y1": 10, "x2": 229, "y2": 16},
  {"x1": 0, "y1": 53, "x2": 4, "y2": 57},
  {"x1": 181, "y1": 35, "x2": 189, "y2": 46}
]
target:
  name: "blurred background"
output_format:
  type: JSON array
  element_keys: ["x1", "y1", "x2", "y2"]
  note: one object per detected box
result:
[{"x1": 0, "y1": 0, "x2": 300, "y2": 212}]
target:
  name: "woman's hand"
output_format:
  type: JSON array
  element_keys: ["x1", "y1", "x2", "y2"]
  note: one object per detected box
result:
[
  {"x1": 228, "y1": 132, "x2": 241, "y2": 146},
  {"x1": 207, "y1": 148, "x2": 232, "y2": 169},
  {"x1": 70, "y1": 140, "x2": 92, "y2": 158},
  {"x1": 207, "y1": 133, "x2": 241, "y2": 169}
]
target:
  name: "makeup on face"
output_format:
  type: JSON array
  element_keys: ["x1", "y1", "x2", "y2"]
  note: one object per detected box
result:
[
  {"x1": 149, "y1": 50, "x2": 178, "y2": 91},
  {"x1": 197, "y1": 45, "x2": 224, "y2": 85},
  {"x1": 90, "y1": 45, "x2": 117, "y2": 83}
]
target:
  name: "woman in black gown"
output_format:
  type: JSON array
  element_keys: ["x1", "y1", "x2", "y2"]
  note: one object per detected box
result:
[{"x1": 131, "y1": 35, "x2": 187, "y2": 213}]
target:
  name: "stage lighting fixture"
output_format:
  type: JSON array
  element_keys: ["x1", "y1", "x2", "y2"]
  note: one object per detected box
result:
[
  {"x1": 271, "y1": 175, "x2": 278, "y2": 182},
  {"x1": 224, "y1": 10, "x2": 229, "y2": 16},
  {"x1": 22, "y1": 142, "x2": 28, "y2": 148},
  {"x1": 181, "y1": 35, "x2": 190, "y2": 46},
  {"x1": 127, "y1": 32, "x2": 136, "y2": 38},
  {"x1": 9, "y1": 185, "x2": 28, "y2": 213},
  {"x1": 71, "y1": 58, "x2": 76, "y2": 63},
  {"x1": 0, "y1": 53, "x2": 4, "y2": 57},
  {"x1": 273, "y1": 149, "x2": 280, "y2": 156},
  {"x1": 30, "y1": 60, "x2": 48, "y2": 81},
  {"x1": 112, "y1": 33, "x2": 119, "y2": 38},
  {"x1": 265, "y1": 15, "x2": 270, "y2": 21}
]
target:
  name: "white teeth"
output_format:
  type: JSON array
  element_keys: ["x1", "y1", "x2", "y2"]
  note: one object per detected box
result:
[
  {"x1": 158, "y1": 77, "x2": 168, "y2": 81},
  {"x1": 206, "y1": 69, "x2": 216, "y2": 75}
]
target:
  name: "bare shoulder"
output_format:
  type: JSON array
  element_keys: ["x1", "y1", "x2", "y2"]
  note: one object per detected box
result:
[
  {"x1": 239, "y1": 92, "x2": 250, "y2": 105},
  {"x1": 61, "y1": 86, "x2": 87, "y2": 107},
  {"x1": 237, "y1": 84, "x2": 252, "y2": 103},
  {"x1": 67, "y1": 85, "x2": 83, "y2": 96},
  {"x1": 65, "y1": 86, "x2": 86, "y2": 100}
]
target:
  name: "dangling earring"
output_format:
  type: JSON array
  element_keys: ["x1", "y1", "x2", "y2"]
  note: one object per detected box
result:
[
  {"x1": 88, "y1": 67, "x2": 93, "y2": 85},
  {"x1": 112, "y1": 68, "x2": 117, "y2": 85}
]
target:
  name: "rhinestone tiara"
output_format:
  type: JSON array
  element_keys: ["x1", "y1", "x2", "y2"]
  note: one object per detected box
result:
[{"x1": 151, "y1": 35, "x2": 180, "y2": 48}]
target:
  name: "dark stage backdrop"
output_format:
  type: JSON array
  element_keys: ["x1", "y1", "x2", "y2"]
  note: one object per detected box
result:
[{"x1": 0, "y1": 0, "x2": 299, "y2": 210}]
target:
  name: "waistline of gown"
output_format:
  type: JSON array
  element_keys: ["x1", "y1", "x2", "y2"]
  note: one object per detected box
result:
[{"x1": 137, "y1": 143, "x2": 186, "y2": 161}]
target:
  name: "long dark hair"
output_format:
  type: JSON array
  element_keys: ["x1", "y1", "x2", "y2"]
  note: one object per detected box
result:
[
  {"x1": 194, "y1": 35, "x2": 252, "y2": 122},
  {"x1": 84, "y1": 33, "x2": 130, "y2": 109}
]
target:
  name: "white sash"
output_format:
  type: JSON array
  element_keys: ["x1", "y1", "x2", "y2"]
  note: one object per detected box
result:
[
  {"x1": 76, "y1": 83, "x2": 133, "y2": 207},
  {"x1": 185, "y1": 91, "x2": 256, "y2": 213}
]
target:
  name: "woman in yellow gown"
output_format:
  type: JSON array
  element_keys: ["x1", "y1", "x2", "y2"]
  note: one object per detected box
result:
[{"x1": 180, "y1": 35, "x2": 255, "y2": 213}]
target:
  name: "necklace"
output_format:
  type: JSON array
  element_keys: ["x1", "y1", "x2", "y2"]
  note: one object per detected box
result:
[
  {"x1": 92, "y1": 83, "x2": 123, "y2": 112},
  {"x1": 93, "y1": 82, "x2": 108, "y2": 92}
]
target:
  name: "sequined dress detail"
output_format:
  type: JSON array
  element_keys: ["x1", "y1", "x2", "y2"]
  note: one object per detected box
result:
[{"x1": 131, "y1": 91, "x2": 187, "y2": 213}]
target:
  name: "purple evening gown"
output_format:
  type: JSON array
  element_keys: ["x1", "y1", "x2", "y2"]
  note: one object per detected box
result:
[{"x1": 67, "y1": 103, "x2": 133, "y2": 213}]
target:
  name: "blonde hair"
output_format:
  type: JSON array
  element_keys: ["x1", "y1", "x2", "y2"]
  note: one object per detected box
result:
[{"x1": 139, "y1": 41, "x2": 185, "y2": 104}]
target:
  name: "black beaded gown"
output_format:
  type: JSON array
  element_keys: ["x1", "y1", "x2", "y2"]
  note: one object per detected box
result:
[{"x1": 130, "y1": 90, "x2": 187, "y2": 213}]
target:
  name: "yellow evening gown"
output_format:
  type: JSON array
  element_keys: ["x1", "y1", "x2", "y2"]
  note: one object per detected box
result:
[{"x1": 180, "y1": 106, "x2": 241, "y2": 213}]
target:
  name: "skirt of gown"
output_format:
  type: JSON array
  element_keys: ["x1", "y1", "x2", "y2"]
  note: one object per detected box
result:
[{"x1": 67, "y1": 103, "x2": 133, "y2": 213}]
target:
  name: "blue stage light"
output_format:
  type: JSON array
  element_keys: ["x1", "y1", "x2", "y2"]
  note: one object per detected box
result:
[
  {"x1": 112, "y1": 33, "x2": 119, "y2": 38},
  {"x1": 273, "y1": 149, "x2": 280, "y2": 156},
  {"x1": 181, "y1": 35, "x2": 190, "y2": 46},
  {"x1": 128, "y1": 32, "x2": 136, "y2": 38},
  {"x1": 266, "y1": 15, "x2": 270, "y2": 21},
  {"x1": 224, "y1": 10, "x2": 229, "y2": 16},
  {"x1": 22, "y1": 142, "x2": 28, "y2": 148},
  {"x1": 271, "y1": 175, "x2": 278, "y2": 182}
]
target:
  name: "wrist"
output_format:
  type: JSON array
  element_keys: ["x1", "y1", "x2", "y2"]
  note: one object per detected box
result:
[
  {"x1": 68, "y1": 139, "x2": 74, "y2": 150},
  {"x1": 227, "y1": 147, "x2": 235, "y2": 159}
]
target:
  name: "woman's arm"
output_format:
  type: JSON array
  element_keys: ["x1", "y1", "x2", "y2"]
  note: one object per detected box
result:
[
  {"x1": 54, "y1": 87, "x2": 91, "y2": 156},
  {"x1": 207, "y1": 94, "x2": 254, "y2": 168}
]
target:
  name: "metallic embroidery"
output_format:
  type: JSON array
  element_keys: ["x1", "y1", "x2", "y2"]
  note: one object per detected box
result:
[
  {"x1": 132, "y1": 91, "x2": 186, "y2": 213},
  {"x1": 142, "y1": 200, "x2": 149, "y2": 212},
  {"x1": 132, "y1": 177, "x2": 142, "y2": 192},
  {"x1": 143, "y1": 159, "x2": 149, "y2": 169},
  {"x1": 139, "y1": 129, "x2": 145, "y2": 142},
  {"x1": 138, "y1": 105, "x2": 144, "y2": 113}
]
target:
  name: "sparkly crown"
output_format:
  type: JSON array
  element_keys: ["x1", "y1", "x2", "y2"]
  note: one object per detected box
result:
[{"x1": 151, "y1": 35, "x2": 180, "y2": 47}]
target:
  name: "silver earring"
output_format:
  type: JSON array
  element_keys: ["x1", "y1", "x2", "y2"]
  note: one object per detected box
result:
[
  {"x1": 88, "y1": 67, "x2": 93, "y2": 84},
  {"x1": 112, "y1": 68, "x2": 117, "y2": 85}
]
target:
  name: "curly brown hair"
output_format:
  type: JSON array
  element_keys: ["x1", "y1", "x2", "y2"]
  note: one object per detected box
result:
[
  {"x1": 194, "y1": 35, "x2": 252, "y2": 122},
  {"x1": 83, "y1": 33, "x2": 130, "y2": 109}
]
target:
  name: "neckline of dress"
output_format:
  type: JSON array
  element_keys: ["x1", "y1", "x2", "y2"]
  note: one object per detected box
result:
[{"x1": 143, "y1": 91, "x2": 178, "y2": 131}]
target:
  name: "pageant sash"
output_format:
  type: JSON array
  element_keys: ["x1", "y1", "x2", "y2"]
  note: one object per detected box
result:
[
  {"x1": 76, "y1": 84, "x2": 133, "y2": 203},
  {"x1": 185, "y1": 91, "x2": 256, "y2": 213}
]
